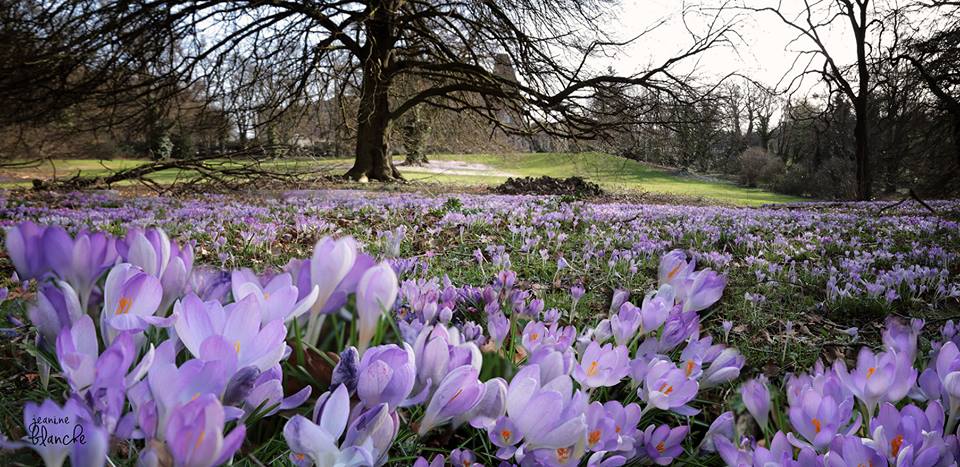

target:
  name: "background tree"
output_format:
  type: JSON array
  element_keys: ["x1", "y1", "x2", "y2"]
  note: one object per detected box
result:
[{"x1": 2, "y1": 0, "x2": 733, "y2": 181}]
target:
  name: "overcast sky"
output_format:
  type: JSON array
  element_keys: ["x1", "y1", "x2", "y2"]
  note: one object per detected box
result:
[{"x1": 604, "y1": 0, "x2": 859, "y2": 93}]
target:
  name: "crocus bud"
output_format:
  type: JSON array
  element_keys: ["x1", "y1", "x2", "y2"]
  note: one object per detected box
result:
[{"x1": 356, "y1": 262, "x2": 399, "y2": 353}]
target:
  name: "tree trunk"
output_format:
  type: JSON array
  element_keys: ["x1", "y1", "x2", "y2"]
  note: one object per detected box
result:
[
  {"x1": 853, "y1": 109, "x2": 871, "y2": 200},
  {"x1": 345, "y1": 1, "x2": 402, "y2": 182}
]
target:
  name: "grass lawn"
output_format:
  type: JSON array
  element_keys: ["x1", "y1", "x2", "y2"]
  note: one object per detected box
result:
[{"x1": 0, "y1": 153, "x2": 803, "y2": 205}]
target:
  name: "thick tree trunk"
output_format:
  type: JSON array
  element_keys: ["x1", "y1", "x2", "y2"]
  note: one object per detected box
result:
[
  {"x1": 853, "y1": 110, "x2": 871, "y2": 200},
  {"x1": 345, "y1": 1, "x2": 403, "y2": 182}
]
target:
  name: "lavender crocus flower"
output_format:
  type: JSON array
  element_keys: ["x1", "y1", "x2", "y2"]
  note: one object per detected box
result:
[
  {"x1": 356, "y1": 344, "x2": 416, "y2": 409},
  {"x1": 505, "y1": 364, "x2": 588, "y2": 451},
  {"x1": 28, "y1": 280, "x2": 84, "y2": 348},
  {"x1": 285, "y1": 384, "x2": 375, "y2": 467},
  {"x1": 638, "y1": 424, "x2": 688, "y2": 465},
  {"x1": 869, "y1": 401, "x2": 947, "y2": 463},
  {"x1": 609, "y1": 303, "x2": 641, "y2": 345},
  {"x1": 681, "y1": 269, "x2": 726, "y2": 312},
  {"x1": 342, "y1": 403, "x2": 399, "y2": 466},
  {"x1": 698, "y1": 411, "x2": 734, "y2": 453},
  {"x1": 488, "y1": 416, "x2": 522, "y2": 459},
  {"x1": 243, "y1": 365, "x2": 312, "y2": 419},
  {"x1": 173, "y1": 294, "x2": 287, "y2": 372},
  {"x1": 584, "y1": 402, "x2": 619, "y2": 452},
  {"x1": 741, "y1": 376, "x2": 771, "y2": 430},
  {"x1": 165, "y1": 394, "x2": 246, "y2": 467},
  {"x1": 418, "y1": 365, "x2": 485, "y2": 435},
  {"x1": 488, "y1": 312, "x2": 509, "y2": 350},
  {"x1": 822, "y1": 435, "x2": 887, "y2": 467},
  {"x1": 834, "y1": 347, "x2": 916, "y2": 415},
  {"x1": 934, "y1": 341, "x2": 960, "y2": 432},
  {"x1": 6, "y1": 222, "x2": 51, "y2": 280},
  {"x1": 356, "y1": 262, "x2": 399, "y2": 353},
  {"x1": 231, "y1": 269, "x2": 318, "y2": 323},
  {"x1": 100, "y1": 263, "x2": 169, "y2": 342},
  {"x1": 658, "y1": 250, "x2": 694, "y2": 289},
  {"x1": 572, "y1": 341, "x2": 630, "y2": 389},
  {"x1": 787, "y1": 384, "x2": 861, "y2": 451},
  {"x1": 309, "y1": 236, "x2": 358, "y2": 315},
  {"x1": 42, "y1": 227, "x2": 117, "y2": 311},
  {"x1": 639, "y1": 360, "x2": 699, "y2": 416}
]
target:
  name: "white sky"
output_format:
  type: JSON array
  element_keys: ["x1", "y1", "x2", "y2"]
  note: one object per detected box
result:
[{"x1": 604, "y1": 0, "x2": 859, "y2": 93}]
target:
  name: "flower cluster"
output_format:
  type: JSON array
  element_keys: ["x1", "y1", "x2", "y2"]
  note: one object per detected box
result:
[
  {"x1": 1, "y1": 220, "x2": 746, "y2": 466},
  {"x1": 715, "y1": 317, "x2": 960, "y2": 466}
]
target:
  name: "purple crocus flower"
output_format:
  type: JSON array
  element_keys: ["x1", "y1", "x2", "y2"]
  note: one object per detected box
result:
[
  {"x1": 488, "y1": 416, "x2": 522, "y2": 459},
  {"x1": 584, "y1": 402, "x2": 619, "y2": 452},
  {"x1": 658, "y1": 250, "x2": 694, "y2": 289},
  {"x1": 505, "y1": 364, "x2": 587, "y2": 451},
  {"x1": 28, "y1": 280, "x2": 84, "y2": 348},
  {"x1": 42, "y1": 227, "x2": 117, "y2": 311},
  {"x1": 243, "y1": 364, "x2": 312, "y2": 419},
  {"x1": 173, "y1": 294, "x2": 287, "y2": 372},
  {"x1": 308, "y1": 236, "x2": 358, "y2": 315},
  {"x1": 413, "y1": 455, "x2": 445, "y2": 467},
  {"x1": 680, "y1": 269, "x2": 726, "y2": 312},
  {"x1": 455, "y1": 377, "x2": 508, "y2": 429},
  {"x1": 638, "y1": 424, "x2": 688, "y2": 465},
  {"x1": 342, "y1": 402, "x2": 399, "y2": 465},
  {"x1": 698, "y1": 411, "x2": 734, "y2": 453},
  {"x1": 356, "y1": 262, "x2": 399, "y2": 353},
  {"x1": 609, "y1": 289, "x2": 630, "y2": 315},
  {"x1": 165, "y1": 394, "x2": 246, "y2": 467},
  {"x1": 145, "y1": 340, "x2": 232, "y2": 436},
  {"x1": 100, "y1": 263, "x2": 168, "y2": 341},
  {"x1": 834, "y1": 347, "x2": 917, "y2": 415},
  {"x1": 285, "y1": 384, "x2": 375, "y2": 466},
  {"x1": 450, "y1": 448, "x2": 482, "y2": 467},
  {"x1": 700, "y1": 347, "x2": 744, "y2": 388},
  {"x1": 356, "y1": 344, "x2": 416, "y2": 409},
  {"x1": 231, "y1": 269, "x2": 318, "y2": 323},
  {"x1": 741, "y1": 376, "x2": 771, "y2": 430},
  {"x1": 410, "y1": 324, "x2": 482, "y2": 398},
  {"x1": 639, "y1": 288, "x2": 674, "y2": 336},
  {"x1": 822, "y1": 435, "x2": 887, "y2": 467},
  {"x1": 572, "y1": 341, "x2": 630, "y2": 389},
  {"x1": 418, "y1": 365, "x2": 485, "y2": 435},
  {"x1": 882, "y1": 317, "x2": 922, "y2": 363},
  {"x1": 570, "y1": 284, "x2": 586, "y2": 311},
  {"x1": 753, "y1": 431, "x2": 821, "y2": 465},
  {"x1": 869, "y1": 401, "x2": 946, "y2": 463},
  {"x1": 609, "y1": 302, "x2": 641, "y2": 345},
  {"x1": 4, "y1": 221, "x2": 50, "y2": 280},
  {"x1": 787, "y1": 383, "x2": 861, "y2": 451},
  {"x1": 487, "y1": 311, "x2": 509, "y2": 350},
  {"x1": 639, "y1": 359, "x2": 699, "y2": 416},
  {"x1": 935, "y1": 341, "x2": 960, "y2": 432}
]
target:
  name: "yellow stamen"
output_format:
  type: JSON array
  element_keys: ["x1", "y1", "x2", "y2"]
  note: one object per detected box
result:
[
  {"x1": 191, "y1": 392, "x2": 200, "y2": 401},
  {"x1": 556, "y1": 447, "x2": 570, "y2": 462},
  {"x1": 263, "y1": 292, "x2": 270, "y2": 300},
  {"x1": 294, "y1": 453, "x2": 305, "y2": 461},
  {"x1": 194, "y1": 431, "x2": 206, "y2": 450},
  {"x1": 656, "y1": 441, "x2": 666, "y2": 453},
  {"x1": 531, "y1": 333, "x2": 539, "y2": 341},
  {"x1": 615, "y1": 425, "x2": 621, "y2": 434},
  {"x1": 685, "y1": 360, "x2": 695, "y2": 377},
  {"x1": 658, "y1": 382, "x2": 674, "y2": 395},
  {"x1": 586, "y1": 361, "x2": 600, "y2": 377},
  {"x1": 811, "y1": 418, "x2": 821, "y2": 433},
  {"x1": 500, "y1": 429, "x2": 512, "y2": 442},
  {"x1": 588, "y1": 429, "x2": 602, "y2": 446},
  {"x1": 115, "y1": 297, "x2": 132, "y2": 315},
  {"x1": 234, "y1": 340, "x2": 241, "y2": 354},
  {"x1": 449, "y1": 388, "x2": 464, "y2": 403},
  {"x1": 866, "y1": 367, "x2": 876, "y2": 379}
]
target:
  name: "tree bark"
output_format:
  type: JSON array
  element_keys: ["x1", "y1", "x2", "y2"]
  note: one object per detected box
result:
[{"x1": 345, "y1": 1, "x2": 403, "y2": 182}]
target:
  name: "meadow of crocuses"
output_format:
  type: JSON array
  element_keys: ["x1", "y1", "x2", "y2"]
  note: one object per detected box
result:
[{"x1": 0, "y1": 189, "x2": 958, "y2": 466}]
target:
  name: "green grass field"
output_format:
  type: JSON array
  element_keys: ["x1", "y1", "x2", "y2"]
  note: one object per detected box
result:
[{"x1": 0, "y1": 153, "x2": 803, "y2": 205}]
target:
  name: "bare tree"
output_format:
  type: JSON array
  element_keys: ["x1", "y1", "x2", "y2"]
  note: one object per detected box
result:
[
  {"x1": 5, "y1": 0, "x2": 733, "y2": 181},
  {"x1": 744, "y1": 0, "x2": 879, "y2": 199}
]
